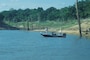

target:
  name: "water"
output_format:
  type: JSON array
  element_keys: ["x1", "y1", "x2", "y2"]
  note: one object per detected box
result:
[{"x1": 0, "y1": 30, "x2": 90, "y2": 60}]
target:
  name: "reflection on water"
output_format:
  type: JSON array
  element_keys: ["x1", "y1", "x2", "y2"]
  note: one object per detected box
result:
[{"x1": 0, "y1": 30, "x2": 90, "y2": 60}]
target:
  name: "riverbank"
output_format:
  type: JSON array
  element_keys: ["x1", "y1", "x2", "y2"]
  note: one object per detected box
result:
[
  {"x1": 33, "y1": 18, "x2": 90, "y2": 38},
  {"x1": 33, "y1": 28, "x2": 90, "y2": 39},
  {"x1": 0, "y1": 18, "x2": 90, "y2": 38},
  {"x1": 58, "y1": 18, "x2": 90, "y2": 38}
]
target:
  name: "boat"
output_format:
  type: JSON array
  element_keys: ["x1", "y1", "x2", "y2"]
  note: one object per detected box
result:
[
  {"x1": 41, "y1": 32, "x2": 66, "y2": 38},
  {"x1": 41, "y1": 27, "x2": 66, "y2": 38}
]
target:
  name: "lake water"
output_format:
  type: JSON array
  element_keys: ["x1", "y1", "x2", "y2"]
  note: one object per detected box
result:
[{"x1": 0, "y1": 30, "x2": 90, "y2": 60}]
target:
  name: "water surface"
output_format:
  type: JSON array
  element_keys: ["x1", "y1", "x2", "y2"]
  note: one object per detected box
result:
[{"x1": 0, "y1": 30, "x2": 90, "y2": 60}]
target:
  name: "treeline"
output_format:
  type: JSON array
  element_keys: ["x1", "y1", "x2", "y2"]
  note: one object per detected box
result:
[{"x1": 0, "y1": 0, "x2": 90, "y2": 22}]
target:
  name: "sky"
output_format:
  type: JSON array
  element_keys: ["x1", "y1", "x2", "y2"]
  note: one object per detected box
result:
[{"x1": 0, "y1": 0, "x2": 81, "y2": 12}]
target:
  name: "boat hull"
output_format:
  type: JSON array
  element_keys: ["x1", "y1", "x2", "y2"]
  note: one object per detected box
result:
[{"x1": 41, "y1": 33, "x2": 66, "y2": 38}]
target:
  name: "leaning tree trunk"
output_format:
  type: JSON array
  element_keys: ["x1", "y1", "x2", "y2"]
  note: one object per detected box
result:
[{"x1": 75, "y1": 0, "x2": 82, "y2": 38}]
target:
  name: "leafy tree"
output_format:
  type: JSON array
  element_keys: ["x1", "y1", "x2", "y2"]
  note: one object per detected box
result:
[
  {"x1": 0, "y1": 0, "x2": 90, "y2": 23},
  {"x1": 0, "y1": 13, "x2": 4, "y2": 22}
]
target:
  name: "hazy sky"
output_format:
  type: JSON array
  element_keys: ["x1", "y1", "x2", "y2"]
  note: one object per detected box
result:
[{"x1": 0, "y1": 0, "x2": 81, "y2": 11}]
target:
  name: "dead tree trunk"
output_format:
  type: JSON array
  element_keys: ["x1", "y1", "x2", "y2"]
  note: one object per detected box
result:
[
  {"x1": 27, "y1": 20, "x2": 29, "y2": 30},
  {"x1": 75, "y1": 0, "x2": 82, "y2": 38}
]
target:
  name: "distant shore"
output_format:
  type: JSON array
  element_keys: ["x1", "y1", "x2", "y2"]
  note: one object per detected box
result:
[
  {"x1": 33, "y1": 29, "x2": 79, "y2": 35},
  {"x1": 0, "y1": 18, "x2": 90, "y2": 39},
  {"x1": 33, "y1": 28, "x2": 90, "y2": 39}
]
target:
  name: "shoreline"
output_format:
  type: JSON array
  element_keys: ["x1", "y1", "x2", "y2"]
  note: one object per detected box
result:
[
  {"x1": 32, "y1": 29, "x2": 79, "y2": 34},
  {"x1": 33, "y1": 29, "x2": 90, "y2": 39},
  {"x1": 0, "y1": 29, "x2": 90, "y2": 39}
]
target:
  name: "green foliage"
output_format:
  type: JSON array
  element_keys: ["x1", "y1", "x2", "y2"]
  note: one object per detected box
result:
[
  {"x1": 0, "y1": 13, "x2": 4, "y2": 22},
  {"x1": 0, "y1": 0, "x2": 90, "y2": 23}
]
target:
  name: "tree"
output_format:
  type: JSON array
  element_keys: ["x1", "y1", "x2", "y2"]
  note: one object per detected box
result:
[
  {"x1": 45, "y1": 7, "x2": 59, "y2": 20},
  {"x1": 0, "y1": 13, "x2": 4, "y2": 22},
  {"x1": 0, "y1": 0, "x2": 90, "y2": 23},
  {"x1": 75, "y1": 0, "x2": 82, "y2": 38}
]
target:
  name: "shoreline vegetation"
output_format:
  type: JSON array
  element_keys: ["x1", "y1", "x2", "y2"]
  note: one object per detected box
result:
[{"x1": 0, "y1": 18, "x2": 90, "y2": 39}]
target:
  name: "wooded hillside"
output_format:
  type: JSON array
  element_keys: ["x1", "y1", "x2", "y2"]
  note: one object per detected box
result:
[{"x1": 0, "y1": 0, "x2": 90, "y2": 23}]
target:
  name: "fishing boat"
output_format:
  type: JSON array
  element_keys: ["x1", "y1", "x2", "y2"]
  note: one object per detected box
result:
[
  {"x1": 41, "y1": 27, "x2": 66, "y2": 38},
  {"x1": 41, "y1": 32, "x2": 66, "y2": 37}
]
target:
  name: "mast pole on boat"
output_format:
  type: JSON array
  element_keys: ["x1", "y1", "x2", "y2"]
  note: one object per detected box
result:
[{"x1": 45, "y1": 27, "x2": 48, "y2": 34}]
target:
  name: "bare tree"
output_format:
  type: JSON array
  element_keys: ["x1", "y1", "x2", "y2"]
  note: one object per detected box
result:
[{"x1": 75, "y1": 0, "x2": 82, "y2": 38}]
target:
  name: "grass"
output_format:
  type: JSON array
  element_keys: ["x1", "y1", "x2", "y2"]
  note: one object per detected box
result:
[
  {"x1": 3, "y1": 18, "x2": 90, "y2": 39},
  {"x1": 4, "y1": 18, "x2": 90, "y2": 30},
  {"x1": 5, "y1": 18, "x2": 90, "y2": 29},
  {"x1": 4, "y1": 20, "x2": 78, "y2": 30},
  {"x1": 4, "y1": 19, "x2": 79, "y2": 33}
]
